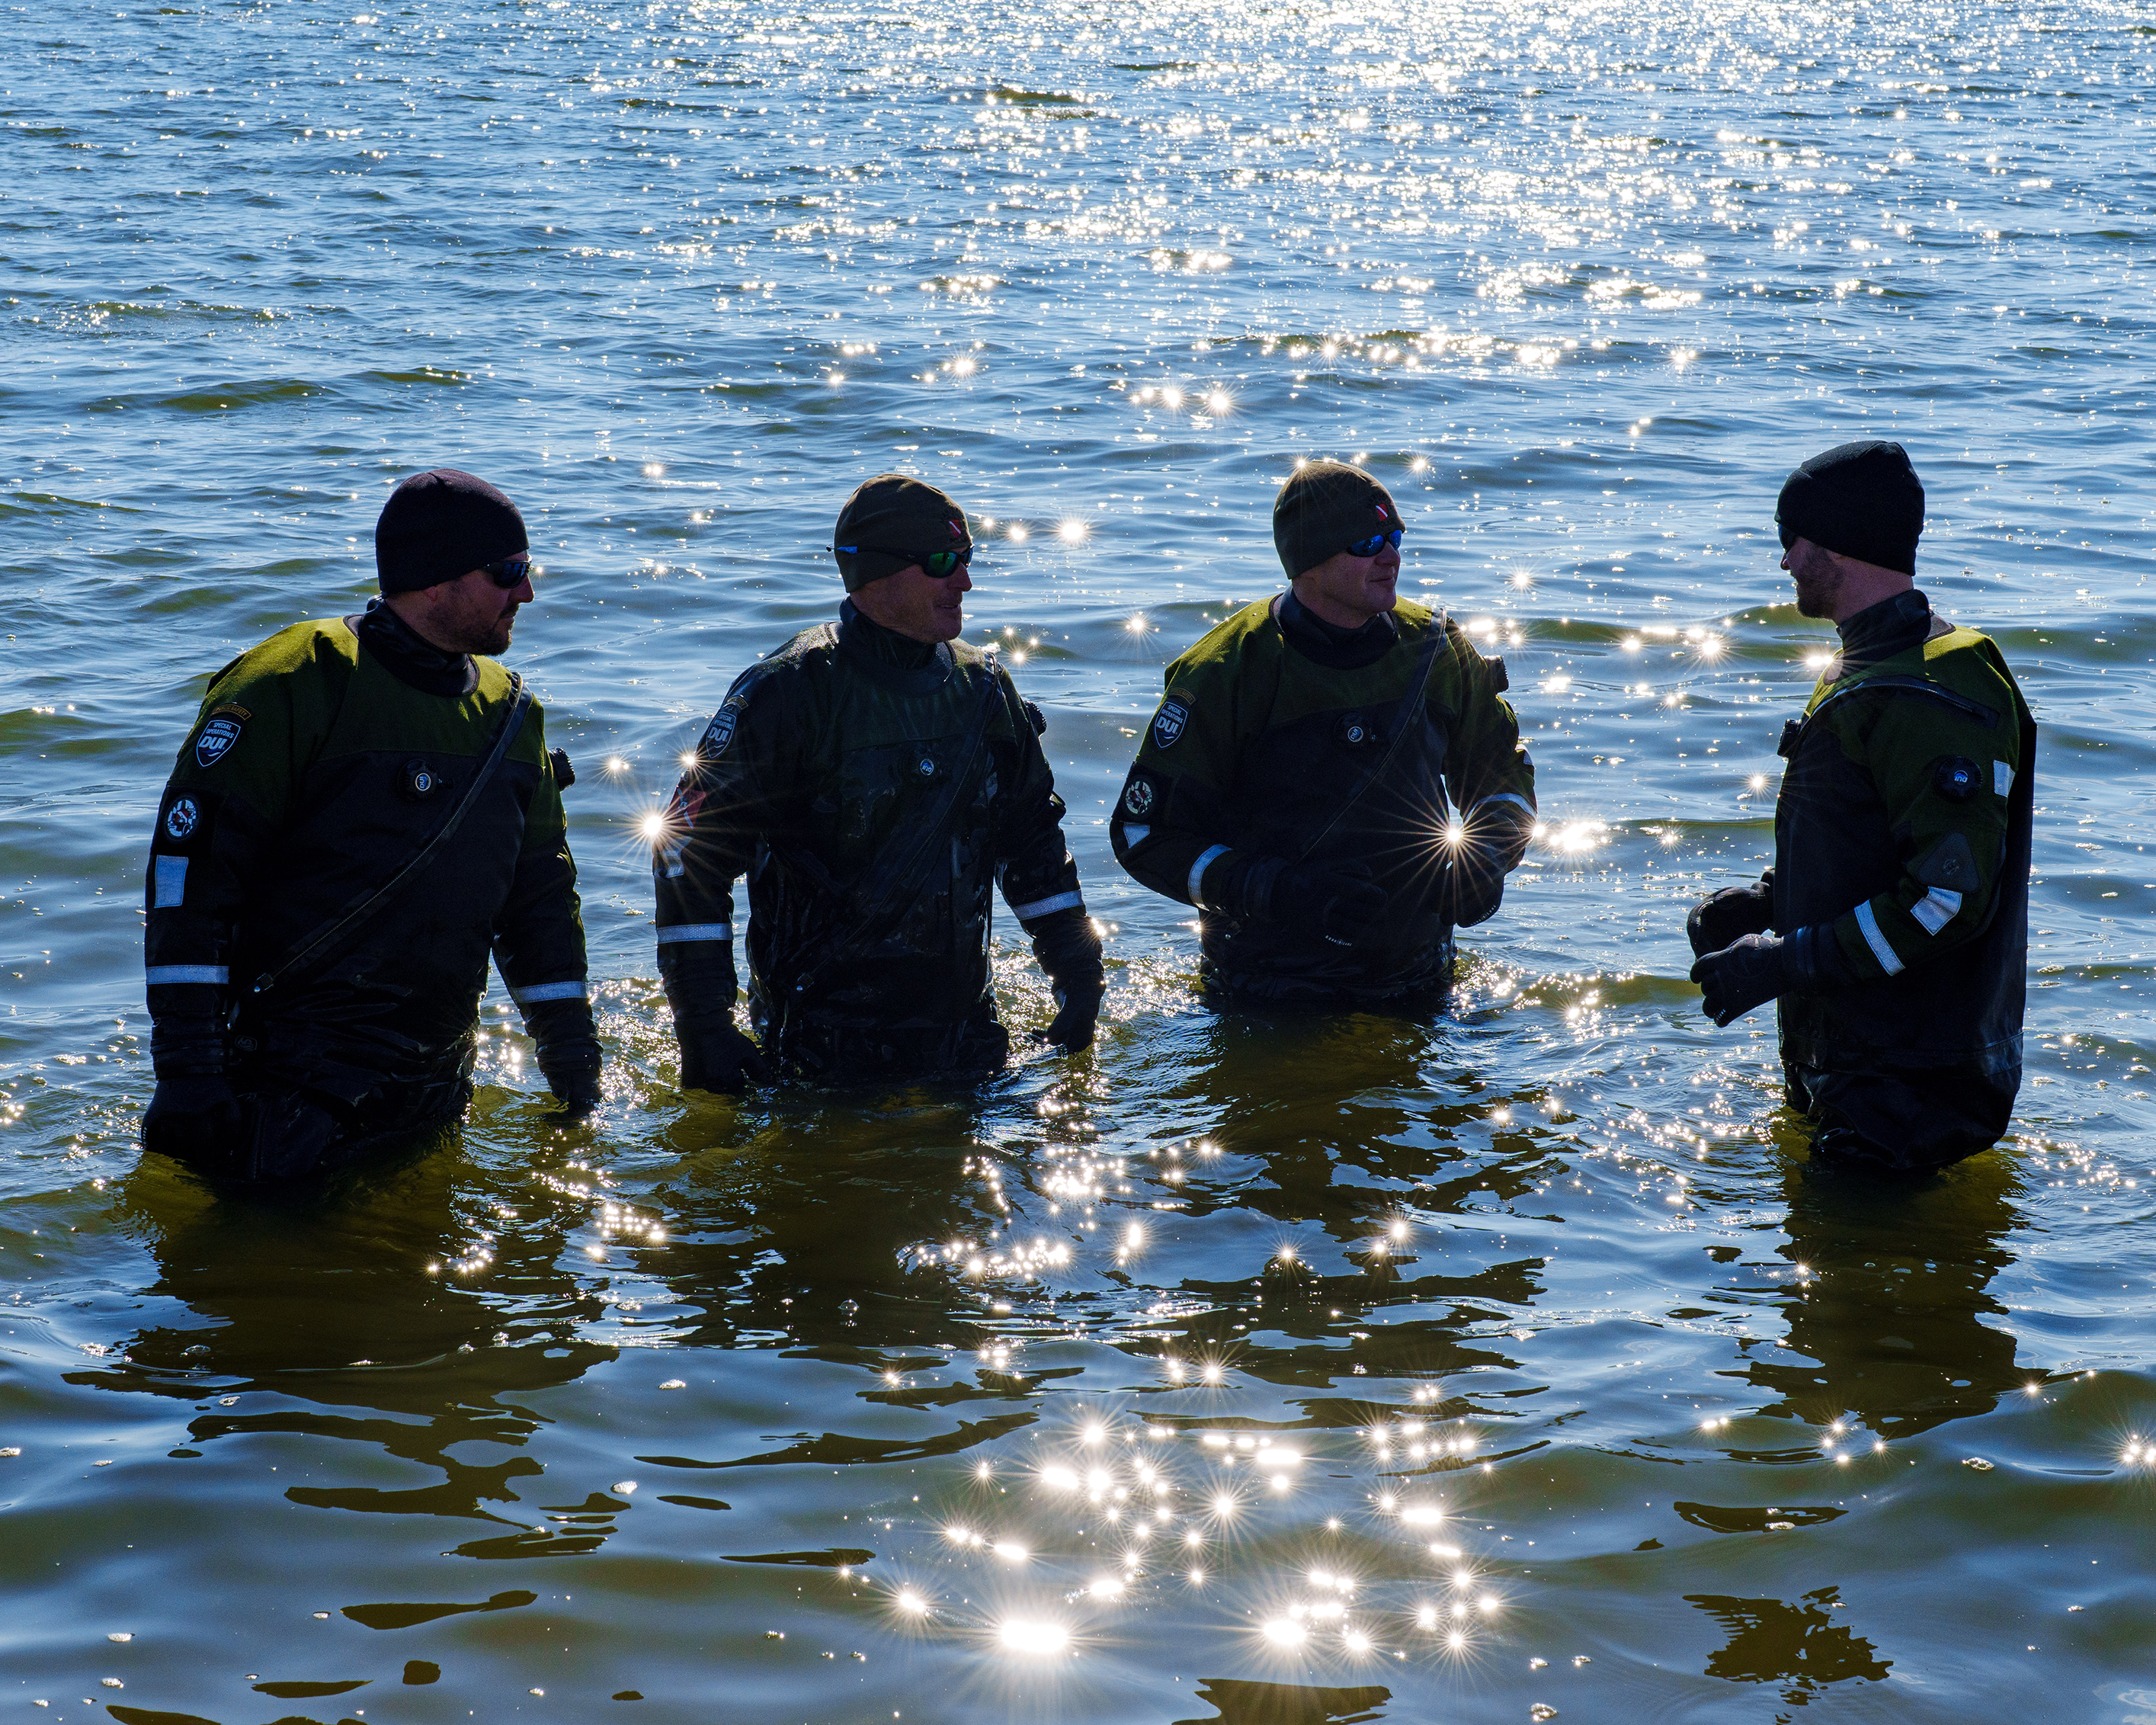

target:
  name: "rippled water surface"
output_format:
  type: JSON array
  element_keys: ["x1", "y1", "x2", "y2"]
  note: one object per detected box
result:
[{"x1": 6, "y1": 1, "x2": 2156, "y2": 1720}]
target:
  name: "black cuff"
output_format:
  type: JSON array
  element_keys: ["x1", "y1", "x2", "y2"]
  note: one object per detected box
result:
[
  {"x1": 150, "y1": 1012, "x2": 229, "y2": 1080},
  {"x1": 1030, "y1": 906, "x2": 1104, "y2": 996},
  {"x1": 1786, "y1": 924, "x2": 1854, "y2": 992},
  {"x1": 523, "y1": 993, "x2": 600, "y2": 1063},
  {"x1": 658, "y1": 943, "x2": 740, "y2": 1032}
]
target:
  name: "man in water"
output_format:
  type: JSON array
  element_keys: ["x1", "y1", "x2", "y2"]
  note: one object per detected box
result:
[
  {"x1": 1110, "y1": 459, "x2": 1536, "y2": 1002},
  {"x1": 1688, "y1": 440, "x2": 2036, "y2": 1172},
  {"x1": 141, "y1": 468, "x2": 601, "y2": 1181},
  {"x1": 652, "y1": 473, "x2": 1104, "y2": 1088}
]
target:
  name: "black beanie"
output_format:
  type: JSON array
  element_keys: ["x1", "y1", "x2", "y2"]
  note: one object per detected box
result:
[
  {"x1": 1774, "y1": 441, "x2": 1924, "y2": 576},
  {"x1": 831, "y1": 473, "x2": 971, "y2": 592},
  {"x1": 375, "y1": 468, "x2": 530, "y2": 595},
  {"x1": 1273, "y1": 460, "x2": 1402, "y2": 579}
]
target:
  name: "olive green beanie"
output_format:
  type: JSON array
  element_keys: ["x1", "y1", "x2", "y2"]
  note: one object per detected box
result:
[{"x1": 1272, "y1": 460, "x2": 1402, "y2": 579}]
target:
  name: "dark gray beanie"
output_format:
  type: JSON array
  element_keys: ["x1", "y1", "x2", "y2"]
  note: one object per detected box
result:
[
  {"x1": 375, "y1": 468, "x2": 529, "y2": 595},
  {"x1": 831, "y1": 473, "x2": 971, "y2": 592}
]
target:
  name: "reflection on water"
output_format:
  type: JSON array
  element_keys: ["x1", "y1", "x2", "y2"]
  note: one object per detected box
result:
[
  {"x1": 5, "y1": 0, "x2": 2156, "y2": 1717},
  {"x1": 1760, "y1": 1151, "x2": 2025, "y2": 1441},
  {"x1": 1686, "y1": 1585, "x2": 1891, "y2": 1709},
  {"x1": 1175, "y1": 1677, "x2": 1392, "y2": 1725}
]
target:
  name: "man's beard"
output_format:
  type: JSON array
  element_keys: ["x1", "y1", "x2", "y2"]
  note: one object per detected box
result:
[
  {"x1": 447, "y1": 604, "x2": 517, "y2": 655},
  {"x1": 1790, "y1": 547, "x2": 1843, "y2": 619}
]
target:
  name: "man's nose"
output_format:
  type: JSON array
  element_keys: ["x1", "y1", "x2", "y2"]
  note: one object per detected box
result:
[
  {"x1": 953, "y1": 566, "x2": 974, "y2": 594},
  {"x1": 509, "y1": 573, "x2": 536, "y2": 602}
]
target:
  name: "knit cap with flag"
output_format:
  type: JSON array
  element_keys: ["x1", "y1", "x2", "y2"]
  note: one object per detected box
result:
[
  {"x1": 831, "y1": 474, "x2": 972, "y2": 592},
  {"x1": 1272, "y1": 460, "x2": 1401, "y2": 579}
]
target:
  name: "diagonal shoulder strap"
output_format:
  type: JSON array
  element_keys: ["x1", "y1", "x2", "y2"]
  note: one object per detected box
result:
[{"x1": 251, "y1": 675, "x2": 534, "y2": 996}]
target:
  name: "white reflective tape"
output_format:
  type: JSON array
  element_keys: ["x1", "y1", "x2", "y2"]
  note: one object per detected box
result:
[
  {"x1": 1008, "y1": 890, "x2": 1084, "y2": 922},
  {"x1": 1121, "y1": 824, "x2": 1151, "y2": 847},
  {"x1": 153, "y1": 854, "x2": 189, "y2": 909},
  {"x1": 1472, "y1": 792, "x2": 1536, "y2": 822},
  {"x1": 1853, "y1": 902, "x2": 1905, "y2": 976},
  {"x1": 1911, "y1": 887, "x2": 1964, "y2": 936},
  {"x1": 1994, "y1": 759, "x2": 2013, "y2": 798},
  {"x1": 655, "y1": 922, "x2": 732, "y2": 945},
  {"x1": 146, "y1": 965, "x2": 229, "y2": 986},
  {"x1": 510, "y1": 980, "x2": 588, "y2": 1005},
  {"x1": 1187, "y1": 844, "x2": 1232, "y2": 906}
]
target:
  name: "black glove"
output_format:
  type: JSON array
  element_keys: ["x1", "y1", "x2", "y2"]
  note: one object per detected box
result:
[
  {"x1": 1204, "y1": 853, "x2": 1386, "y2": 945},
  {"x1": 1037, "y1": 984, "x2": 1104, "y2": 1051},
  {"x1": 541, "y1": 1059, "x2": 603, "y2": 1117},
  {"x1": 524, "y1": 996, "x2": 604, "y2": 1117},
  {"x1": 1690, "y1": 924, "x2": 1847, "y2": 1028},
  {"x1": 1024, "y1": 906, "x2": 1105, "y2": 1052},
  {"x1": 679, "y1": 1021, "x2": 769, "y2": 1094},
  {"x1": 1687, "y1": 875, "x2": 1776, "y2": 959},
  {"x1": 1433, "y1": 851, "x2": 1505, "y2": 928},
  {"x1": 142, "y1": 1073, "x2": 245, "y2": 1164}
]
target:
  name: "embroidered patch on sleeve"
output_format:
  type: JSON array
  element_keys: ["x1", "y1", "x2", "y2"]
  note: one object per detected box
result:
[
  {"x1": 702, "y1": 702, "x2": 742, "y2": 755},
  {"x1": 162, "y1": 795, "x2": 202, "y2": 842},
  {"x1": 193, "y1": 713, "x2": 245, "y2": 768},
  {"x1": 1149, "y1": 695, "x2": 1191, "y2": 751}
]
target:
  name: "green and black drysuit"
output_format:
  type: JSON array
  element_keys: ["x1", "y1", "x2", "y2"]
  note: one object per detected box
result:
[
  {"x1": 1769, "y1": 588, "x2": 2034, "y2": 1165},
  {"x1": 1112, "y1": 592, "x2": 1536, "y2": 1000},
  {"x1": 143, "y1": 604, "x2": 597, "y2": 1178},
  {"x1": 652, "y1": 602, "x2": 1102, "y2": 1077}
]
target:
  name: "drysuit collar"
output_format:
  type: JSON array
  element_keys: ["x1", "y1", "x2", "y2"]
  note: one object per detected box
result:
[
  {"x1": 348, "y1": 598, "x2": 479, "y2": 697},
  {"x1": 1278, "y1": 587, "x2": 1401, "y2": 670},
  {"x1": 1835, "y1": 587, "x2": 1931, "y2": 672},
  {"x1": 838, "y1": 598, "x2": 955, "y2": 693}
]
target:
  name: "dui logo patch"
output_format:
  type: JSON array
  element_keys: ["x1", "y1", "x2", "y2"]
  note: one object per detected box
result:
[
  {"x1": 702, "y1": 702, "x2": 741, "y2": 755},
  {"x1": 1149, "y1": 695, "x2": 1191, "y2": 752},
  {"x1": 1123, "y1": 776, "x2": 1156, "y2": 819},
  {"x1": 163, "y1": 796, "x2": 201, "y2": 842},
  {"x1": 194, "y1": 714, "x2": 244, "y2": 769},
  {"x1": 400, "y1": 758, "x2": 444, "y2": 801}
]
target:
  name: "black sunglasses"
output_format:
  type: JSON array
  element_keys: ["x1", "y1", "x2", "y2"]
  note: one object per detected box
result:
[
  {"x1": 482, "y1": 553, "x2": 533, "y2": 588},
  {"x1": 1344, "y1": 528, "x2": 1403, "y2": 559}
]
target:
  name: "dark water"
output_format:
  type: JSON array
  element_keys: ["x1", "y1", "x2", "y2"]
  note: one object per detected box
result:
[{"x1": 5, "y1": 2, "x2": 2156, "y2": 1720}]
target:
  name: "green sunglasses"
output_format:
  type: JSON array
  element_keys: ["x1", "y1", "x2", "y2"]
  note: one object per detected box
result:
[{"x1": 837, "y1": 543, "x2": 975, "y2": 579}]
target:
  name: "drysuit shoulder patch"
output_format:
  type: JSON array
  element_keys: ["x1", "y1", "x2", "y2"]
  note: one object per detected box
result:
[{"x1": 1912, "y1": 832, "x2": 1978, "y2": 892}]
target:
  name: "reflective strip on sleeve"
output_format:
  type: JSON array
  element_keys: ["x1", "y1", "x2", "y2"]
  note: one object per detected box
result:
[
  {"x1": 1911, "y1": 887, "x2": 1964, "y2": 936},
  {"x1": 1007, "y1": 890, "x2": 1084, "y2": 922},
  {"x1": 1853, "y1": 903, "x2": 1905, "y2": 976},
  {"x1": 1994, "y1": 760, "x2": 2014, "y2": 798},
  {"x1": 152, "y1": 854, "x2": 189, "y2": 909},
  {"x1": 509, "y1": 980, "x2": 589, "y2": 1005},
  {"x1": 1121, "y1": 824, "x2": 1151, "y2": 846},
  {"x1": 1187, "y1": 844, "x2": 1232, "y2": 906},
  {"x1": 1472, "y1": 792, "x2": 1536, "y2": 822},
  {"x1": 654, "y1": 922, "x2": 732, "y2": 945},
  {"x1": 146, "y1": 965, "x2": 229, "y2": 986}
]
